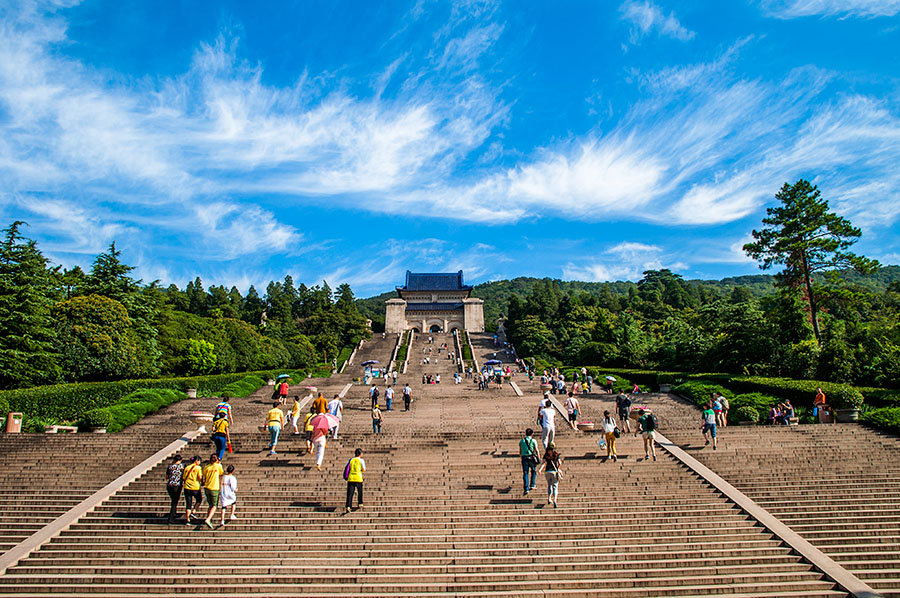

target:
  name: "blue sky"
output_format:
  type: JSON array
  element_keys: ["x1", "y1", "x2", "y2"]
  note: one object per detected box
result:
[{"x1": 1, "y1": 0, "x2": 899, "y2": 296}]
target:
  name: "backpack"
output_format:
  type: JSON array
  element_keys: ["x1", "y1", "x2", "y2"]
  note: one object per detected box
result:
[
  {"x1": 343, "y1": 459, "x2": 352, "y2": 481},
  {"x1": 645, "y1": 414, "x2": 658, "y2": 431}
]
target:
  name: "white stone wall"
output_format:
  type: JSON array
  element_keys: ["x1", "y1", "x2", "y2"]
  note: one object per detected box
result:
[
  {"x1": 463, "y1": 298, "x2": 485, "y2": 333},
  {"x1": 385, "y1": 299, "x2": 407, "y2": 333}
]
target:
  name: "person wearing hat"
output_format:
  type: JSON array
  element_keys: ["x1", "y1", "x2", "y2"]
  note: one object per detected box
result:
[{"x1": 537, "y1": 442, "x2": 563, "y2": 508}]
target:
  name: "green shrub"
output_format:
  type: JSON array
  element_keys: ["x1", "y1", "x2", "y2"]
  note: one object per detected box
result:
[
  {"x1": 726, "y1": 376, "x2": 892, "y2": 408},
  {"x1": 860, "y1": 407, "x2": 900, "y2": 435},
  {"x1": 729, "y1": 393, "x2": 779, "y2": 421},
  {"x1": 220, "y1": 375, "x2": 267, "y2": 399},
  {"x1": 672, "y1": 381, "x2": 734, "y2": 408},
  {"x1": 81, "y1": 408, "x2": 111, "y2": 429},
  {"x1": 22, "y1": 415, "x2": 61, "y2": 433},
  {"x1": 0, "y1": 397, "x2": 9, "y2": 416},
  {"x1": 735, "y1": 405, "x2": 760, "y2": 423},
  {"x1": 831, "y1": 385, "x2": 864, "y2": 410},
  {"x1": 0, "y1": 370, "x2": 274, "y2": 420}
]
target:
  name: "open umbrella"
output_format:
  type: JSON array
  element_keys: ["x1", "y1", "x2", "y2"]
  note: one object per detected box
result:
[
  {"x1": 309, "y1": 413, "x2": 340, "y2": 433},
  {"x1": 605, "y1": 375, "x2": 617, "y2": 381},
  {"x1": 629, "y1": 406, "x2": 652, "y2": 420},
  {"x1": 484, "y1": 359, "x2": 501, "y2": 365},
  {"x1": 361, "y1": 360, "x2": 379, "y2": 366},
  {"x1": 275, "y1": 374, "x2": 291, "y2": 380}
]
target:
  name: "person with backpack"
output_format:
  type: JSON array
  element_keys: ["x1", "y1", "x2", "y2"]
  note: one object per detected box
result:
[
  {"x1": 165, "y1": 454, "x2": 184, "y2": 523},
  {"x1": 369, "y1": 385, "x2": 380, "y2": 408},
  {"x1": 536, "y1": 442, "x2": 563, "y2": 508},
  {"x1": 701, "y1": 401, "x2": 718, "y2": 450},
  {"x1": 182, "y1": 455, "x2": 203, "y2": 525},
  {"x1": 402, "y1": 384, "x2": 412, "y2": 410},
  {"x1": 717, "y1": 392, "x2": 729, "y2": 428},
  {"x1": 601, "y1": 410, "x2": 618, "y2": 461},
  {"x1": 210, "y1": 412, "x2": 230, "y2": 460},
  {"x1": 633, "y1": 409, "x2": 658, "y2": 461},
  {"x1": 344, "y1": 448, "x2": 366, "y2": 513},
  {"x1": 616, "y1": 391, "x2": 632, "y2": 434},
  {"x1": 519, "y1": 428, "x2": 540, "y2": 495}
]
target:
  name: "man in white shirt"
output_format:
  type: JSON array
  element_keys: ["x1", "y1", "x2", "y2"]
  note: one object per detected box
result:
[
  {"x1": 539, "y1": 400, "x2": 556, "y2": 449},
  {"x1": 327, "y1": 394, "x2": 343, "y2": 439},
  {"x1": 384, "y1": 385, "x2": 394, "y2": 411}
]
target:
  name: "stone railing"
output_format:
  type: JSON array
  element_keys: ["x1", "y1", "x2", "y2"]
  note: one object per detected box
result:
[
  {"x1": 452, "y1": 330, "x2": 464, "y2": 373},
  {"x1": 401, "y1": 330, "x2": 414, "y2": 374},
  {"x1": 388, "y1": 332, "x2": 402, "y2": 374},
  {"x1": 340, "y1": 338, "x2": 365, "y2": 373}
]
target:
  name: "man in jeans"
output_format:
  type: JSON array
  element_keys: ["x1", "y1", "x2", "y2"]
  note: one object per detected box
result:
[{"x1": 519, "y1": 428, "x2": 540, "y2": 495}]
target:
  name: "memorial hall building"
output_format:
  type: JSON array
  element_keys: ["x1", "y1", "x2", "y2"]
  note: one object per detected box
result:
[{"x1": 385, "y1": 271, "x2": 485, "y2": 334}]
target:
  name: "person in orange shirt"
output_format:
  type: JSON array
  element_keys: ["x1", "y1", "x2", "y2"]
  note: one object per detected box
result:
[
  {"x1": 814, "y1": 387, "x2": 835, "y2": 424},
  {"x1": 312, "y1": 392, "x2": 328, "y2": 414}
]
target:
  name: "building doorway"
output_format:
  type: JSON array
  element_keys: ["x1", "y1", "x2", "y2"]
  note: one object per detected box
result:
[{"x1": 429, "y1": 324, "x2": 442, "y2": 333}]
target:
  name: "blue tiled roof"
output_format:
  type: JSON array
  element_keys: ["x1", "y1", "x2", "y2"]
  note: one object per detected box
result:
[
  {"x1": 401, "y1": 270, "x2": 471, "y2": 291},
  {"x1": 404, "y1": 302, "x2": 464, "y2": 311}
]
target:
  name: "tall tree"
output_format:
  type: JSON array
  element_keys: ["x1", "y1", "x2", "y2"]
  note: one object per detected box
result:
[
  {"x1": 744, "y1": 179, "x2": 879, "y2": 343},
  {"x1": 0, "y1": 222, "x2": 60, "y2": 387},
  {"x1": 86, "y1": 242, "x2": 139, "y2": 303}
]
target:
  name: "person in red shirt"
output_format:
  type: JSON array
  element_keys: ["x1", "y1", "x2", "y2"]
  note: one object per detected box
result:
[{"x1": 278, "y1": 381, "x2": 289, "y2": 405}]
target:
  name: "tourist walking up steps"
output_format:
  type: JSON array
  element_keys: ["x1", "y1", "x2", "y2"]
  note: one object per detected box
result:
[
  {"x1": 288, "y1": 396, "x2": 302, "y2": 435},
  {"x1": 313, "y1": 392, "x2": 328, "y2": 414},
  {"x1": 372, "y1": 404, "x2": 383, "y2": 434},
  {"x1": 565, "y1": 392, "x2": 579, "y2": 429},
  {"x1": 265, "y1": 402, "x2": 284, "y2": 456},
  {"x1": 385, "y1": 385, "x2": 394, "y2": 411},
  {"x1": 402, "y1": 383, "x2": 412, "y2": 411},
  {"x1": 214, "y1": 398, "x2": 233, "y2": 425},
  {"x1": 165, "y1": 454, "x2": 184, "y2": 523},
  {"x1": 201, "y1": 454, "x2": 224, "y2": 529},
  {"x1": 211, "y1": 413, "x2": 230, "y2": 460},
  {"x1": 219, "y1": 465, "x2": 237, "y2": 525},
  {"x1": 519, "y1": 428, "x2": 540, "y2": 495},
  {"x1": 616, "y1": 391, "x2": 632, "y2": 434},
  {"x1": 634, "y1": 409, "x2": 658, "y2": 461},
  {"x1": 539, "y1": 400, "x2": 556, "y2": 449},
  {"x1": 537, "y1": 442, "x2": 563, "y2": 508},
  {"x1": 369, "y1": 385, "x2": 380, "y2": 408},
  {"x1": 327, "y1": 394, "x2": 343, "y2": 439},
  {"x1": 312, "y1": 425, "x2": 328, "y2": 471},
  {"x1": 702, "y1": 402, "x2": 718, "y2": 450},
  {"x1": 182, "y1": 456, "x2": 203, "y2": 525},
  {"x1": 601, "y1": 411, "x2": 618, "y2": 461},
  {"x1": 345, "y1": 448, "x2": 366, "y2": 513}
]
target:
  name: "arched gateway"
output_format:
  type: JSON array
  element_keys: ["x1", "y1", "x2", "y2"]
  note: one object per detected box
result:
[{"x1": 385, "y1": 270, "x2": 485, "y2": 333}]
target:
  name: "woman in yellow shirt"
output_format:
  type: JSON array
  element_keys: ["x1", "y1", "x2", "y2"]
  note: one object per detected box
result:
[
  {"x1": 182, "y1": 456, "x2": 203, "y2": 525},
  {"x1": 265, "y1": 402, "x2": 284, "y2": 456},
  {"x1": 201, "y1": 454, "x2": 224, "y2": 529}
]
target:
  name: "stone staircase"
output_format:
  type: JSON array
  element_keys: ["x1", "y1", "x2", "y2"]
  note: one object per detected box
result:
[
  {"x1": 0, "y1": 362, "x2": 851, "y2": 597},
  {"x1": 0, "y1": 433, "x2": 177, "y2": 552},
  {"x1": 663, "y1": 424, "x2": 900, "y2": 597}
]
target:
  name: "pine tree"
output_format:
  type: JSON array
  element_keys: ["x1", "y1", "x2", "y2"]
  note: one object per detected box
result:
[
  {"x1": 86, "y1": 242, "x2": 139, "y2": 303},
  {"x1": 0, "y1": 222, "x2": 61, "y2": 388}
]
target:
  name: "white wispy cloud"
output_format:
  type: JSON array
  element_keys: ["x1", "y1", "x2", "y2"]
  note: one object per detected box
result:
[
  {"x1": 760, "y1": 0, "x2": 900, "y2": 18},
  {"x1": 619, "y1": 1, "x2": 695, "y2": 43},
  {"x1": 563, "y1": 241, "x2": 687, "y2": 282}
]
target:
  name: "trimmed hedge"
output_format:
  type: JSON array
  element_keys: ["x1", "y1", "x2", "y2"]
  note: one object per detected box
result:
[
  {"x1": 0, "y1": 370, "x2": 284, "y2": 421},
  {"x1": 221, "y1": 375, "x2": 267, "y2": 399},
  {"x1": 729, "y1": 393, "x2": 779, "y2": 422},
  {"x1": 725, "y1": 376, "x2": 894, "y2": 408},
  {"x1": 860, "y1": 407, "x2": 900, "y2": 436},
  {"x1": 335, "y1": 346, "x2": 354, "y2": 371},
  {"x1": 735, "y1": 405, "x2": 760, "y2": 423},
  {"x1": 80, "y1": 388, "x2": 186, "y2": 433},
  {"x1": 672, "y1": 381, "x2": 733, "y2": 409}
]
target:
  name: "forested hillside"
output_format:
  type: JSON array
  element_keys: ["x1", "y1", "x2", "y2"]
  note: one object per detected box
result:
[{"x1": 0, "y1": 222, "x2": 368, "y2": 389}]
